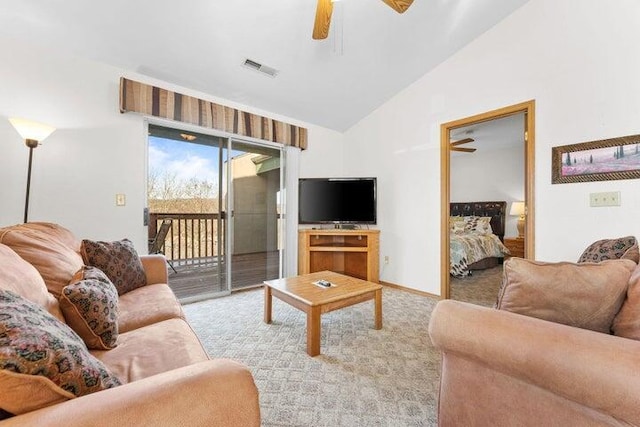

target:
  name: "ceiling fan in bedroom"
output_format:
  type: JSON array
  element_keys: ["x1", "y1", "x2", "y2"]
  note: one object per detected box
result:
[
  {"x1": 312, "y1": 0, "x2": 414, "y2": 40},
  {"x1": 450, "y1": 138, "x2": 476, "y2": 153}
]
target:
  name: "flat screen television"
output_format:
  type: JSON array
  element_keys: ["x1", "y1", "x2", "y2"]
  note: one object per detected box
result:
[{"x1": 298, "y1": 177, "x2": 377, "y2": 224}]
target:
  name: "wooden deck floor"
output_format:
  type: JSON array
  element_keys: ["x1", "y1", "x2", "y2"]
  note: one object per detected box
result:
[{"x1": 167, "y1": 251, "x2": 280, "y2": 300}]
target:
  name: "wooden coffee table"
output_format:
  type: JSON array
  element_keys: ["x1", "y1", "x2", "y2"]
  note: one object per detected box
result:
[{"x1": 263, "y1": 271, "x2": 383, "y2": 356}]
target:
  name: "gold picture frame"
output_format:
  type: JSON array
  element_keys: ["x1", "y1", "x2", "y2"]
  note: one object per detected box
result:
[{"x1": 552, "y1": 134, "x2": 640, "y2": 184}]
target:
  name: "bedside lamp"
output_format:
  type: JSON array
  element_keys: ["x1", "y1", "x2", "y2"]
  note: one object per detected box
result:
[
  {"x1": 9, "y1": 117, "x2": 56, "y2": 223},
  {"x1": 509, "y1": 201, "x2": 526, "y2": 238}
]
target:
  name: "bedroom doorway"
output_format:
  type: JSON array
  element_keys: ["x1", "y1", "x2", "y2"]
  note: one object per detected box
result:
[{"x1": 440, "y1": 100, "x2": 536, "y2": 300}]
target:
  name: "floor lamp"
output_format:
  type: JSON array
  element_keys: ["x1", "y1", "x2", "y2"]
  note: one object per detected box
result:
[{"x1": 9, "y1": 118, "x2": 56, "y2": 223}]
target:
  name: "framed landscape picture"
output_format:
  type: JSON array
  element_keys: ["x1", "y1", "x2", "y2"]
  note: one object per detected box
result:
[{"x1": 552, "y1": 134, "x2": 640, "y2": 184}]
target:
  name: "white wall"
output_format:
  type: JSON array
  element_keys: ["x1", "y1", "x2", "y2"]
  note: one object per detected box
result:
[
  {"x1": 0, "y1": 37, "x2": 342, "y2": 254},
  {"x1": 0, "y1": 38, "x2": 146, "y2": 247},
  {"x1": 450, "y1": 146, "x2": 524, "y2": 237},
  {"x1": 299, "y1": 127, "x2": 344, "y2": 178},
  {"x1": 343, "y1": 0, "x2": 640, "y2": 294}
]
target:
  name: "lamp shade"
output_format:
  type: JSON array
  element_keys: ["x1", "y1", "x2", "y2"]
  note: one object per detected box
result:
[
  {"x1": 509, "y1": 201, "x2": 525, "y2": 217},
  {"x1": 9, "y1": 117, "x2": 56, "y2": 142}
]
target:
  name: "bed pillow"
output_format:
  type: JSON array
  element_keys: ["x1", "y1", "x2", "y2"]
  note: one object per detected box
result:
[
  {"x1": 450, "y1": 217, "x2": 466, "y2": 234},
  {"x1": 577, "y1": 236, "x2": 639, "y2": 264},
  {"x1": 449, "y1": 216, "x2": 463, "y2": 227},
  {"x1": 80, "y1": 239, "x2": 147, "y2": 295},
  {"x1": 59, "y1": 266, "x2": 119, "y2": 350},
  {"x1": 463, "y1": 216, "x2": 493, "y2": 235},
  {"x1": 496, "y1": 257, "x2": 636, "y2": 333},
  {"x1": 0, "y1": 290, "x2": 122, "y2": 415}
]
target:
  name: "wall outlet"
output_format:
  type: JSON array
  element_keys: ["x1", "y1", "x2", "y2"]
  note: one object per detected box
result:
[
  {"x1": 589, "y1": 191, "x2": 620, "y2": 207},
  {"x1": 115, "y1": 193, "x2": 126, "y2": 206},
  {"x1": 384, "y1": 255, "x2": 390, "y2": 265}
]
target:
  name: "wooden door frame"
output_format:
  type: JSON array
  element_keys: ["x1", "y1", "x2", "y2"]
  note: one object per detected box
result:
[{"x1": 440, "y1": 100, "x2": 535, "y2": 299}]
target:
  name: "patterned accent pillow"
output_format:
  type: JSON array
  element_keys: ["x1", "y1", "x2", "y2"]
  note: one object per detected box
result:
[
  {"x1": 450, "y1": 218, "x2": 466, "y2": 234},
  {"x1": 80, "y1": 239, "x2": 147, "y2": 295},
  {"x1": 449, "y1": 216, "x2": 464, "y2": 228},
  {"x1": 59, "y1": 266, "x2": 119, "y2": 350},
  {"x1": 463, "y1": 216, "x2": 493, "y2": 235},
  {"x1": 0, "y1": 290, "x2": 122, "y2": 415},
  {"x1": 578, "y1": 236, "x2": 639, "y2": 264}
]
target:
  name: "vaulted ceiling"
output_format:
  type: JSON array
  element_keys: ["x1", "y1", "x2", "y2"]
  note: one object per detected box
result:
[{"x1": 0, "y1": 0, "x2": 530, "y2": 131}]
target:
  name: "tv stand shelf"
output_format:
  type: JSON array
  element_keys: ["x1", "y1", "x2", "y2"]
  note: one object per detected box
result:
[{"x1": 298, "y1": 229, "x2": 380, "y2": 283}]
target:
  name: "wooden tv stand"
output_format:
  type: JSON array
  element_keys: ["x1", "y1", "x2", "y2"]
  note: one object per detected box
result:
[{"x1": 298, "y1": 229, "x2": 380, "y2": 283}]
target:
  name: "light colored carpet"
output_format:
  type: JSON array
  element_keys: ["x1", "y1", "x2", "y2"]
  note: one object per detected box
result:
[
  {"x1": 449, "y1": 265, "x2": 503, "y2": 307},
  {"x1": 183, "y1": 287, "x2": 440, "y2": 426}
]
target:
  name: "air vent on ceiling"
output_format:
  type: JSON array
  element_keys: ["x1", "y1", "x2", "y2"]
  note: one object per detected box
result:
[{"x1": 242, "y1": 58, "x2": 279, "y2": 78}]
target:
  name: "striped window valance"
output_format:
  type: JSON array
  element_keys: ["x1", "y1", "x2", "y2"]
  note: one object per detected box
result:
[{"x1": 119, "y1": 77, "x2": 307, "y2": 149}]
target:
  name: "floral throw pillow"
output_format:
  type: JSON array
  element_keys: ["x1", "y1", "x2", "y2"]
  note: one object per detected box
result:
[
  {"x1": 80, "y1": 239, "x2": 147, "y2": 295},
  {"x1": 0, "y1": 290, "x2": 122, "y2": 415},
  {"x1": 59, "y1": 266, "x2": 119, "y2": 350},
  {"x1": 578, "y1": 236, "x2": 639, "y2": 264}
]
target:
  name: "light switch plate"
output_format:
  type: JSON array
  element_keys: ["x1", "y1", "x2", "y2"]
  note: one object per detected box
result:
[
  {"x1": 115, "y1": 193, "x2": 126, "y2": 206},
  {"x1": 589, "y1": 191, "x2": 620, "y2": 207}
]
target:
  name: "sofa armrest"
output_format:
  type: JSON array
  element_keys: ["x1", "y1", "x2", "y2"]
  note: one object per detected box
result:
[
  {"x1": 429, "y1": 300, "x2": 640, "y2": 426},
  {"x1": 140, "y1": 254, "x2": 168, "y2": 285},
  {"x1": 0, "y1": 360, "x2": 259, "y2": 427}
]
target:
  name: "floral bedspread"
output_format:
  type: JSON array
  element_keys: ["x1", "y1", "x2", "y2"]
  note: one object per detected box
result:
[{"x1": 450, "y1": 232, "x2": 510, "y2": 278}]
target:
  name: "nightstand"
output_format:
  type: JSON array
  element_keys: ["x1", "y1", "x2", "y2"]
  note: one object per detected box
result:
[{"x1": 504, "y1": 237, "x2": 525, "y2": 258}]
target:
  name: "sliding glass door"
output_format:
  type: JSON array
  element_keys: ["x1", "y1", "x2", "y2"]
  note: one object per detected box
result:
[
  {"x1": 147, "y1": 124, "x2": 283, "y2": 301},
  {"x1": 147, "y1": 124, "x2": 229, "y2": 301},
  {"x1": 226, "y1": 139, "x2": 283, "y2": 289}
]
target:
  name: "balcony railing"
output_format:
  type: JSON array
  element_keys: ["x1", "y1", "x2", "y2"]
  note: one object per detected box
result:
[{"x1": 148, "y1": 212, "x2": 225, "y2": 267}]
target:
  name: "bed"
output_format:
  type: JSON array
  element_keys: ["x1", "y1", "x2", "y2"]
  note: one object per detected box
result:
[{"x1": 449, "y1": 201, "x2": 510, "y2": 277}]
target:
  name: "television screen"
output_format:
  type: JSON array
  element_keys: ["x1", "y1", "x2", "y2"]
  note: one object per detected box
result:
[{"x1": 298, "y1": 178, "x2": 377, "y2": 224}]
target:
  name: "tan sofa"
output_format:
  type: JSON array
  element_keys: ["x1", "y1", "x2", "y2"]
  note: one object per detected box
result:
[
  {"x1": 429, "y1": 257, "x2": 640, "y2": 426},
  {"x1": 0, "y1": 222, "x2": 260, "y2": 426}
]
